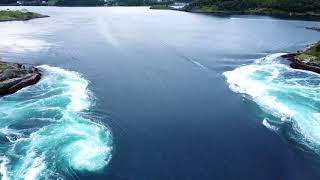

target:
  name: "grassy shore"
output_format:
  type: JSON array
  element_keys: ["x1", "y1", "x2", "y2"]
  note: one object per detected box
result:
[
  {"x1": 297, "y1": 42, "x2": 320, "y2": 66},
  {"x1": 0, "y1": 64, "x2": 6, "y2": 73},
  {"x1": 182, "y1": 6, "x2": 320, "y2": 20},
  {"x1": 0, "y1": 10, "x2": 48, "y2": 22},
  {"x1": 150, "y1": 4, "x2": 173, "y2": 10}
]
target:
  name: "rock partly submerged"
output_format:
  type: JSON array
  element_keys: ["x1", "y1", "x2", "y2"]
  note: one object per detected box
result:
[
  {"x1": 0, "y1": 61, "x2": 41, "y2": 96},
  {"x1": 306, "y1": 26, "x2": 320, "y2": 32}
]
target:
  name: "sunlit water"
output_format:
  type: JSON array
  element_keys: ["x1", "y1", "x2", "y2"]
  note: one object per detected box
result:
[{"x1": 0, "y1": 6, "x2": 319, "y2": 180}]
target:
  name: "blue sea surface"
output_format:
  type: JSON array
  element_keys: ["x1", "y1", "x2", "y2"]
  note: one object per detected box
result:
[{"x1": 0, "y1": 6, "x2": 319, "y2": 179}]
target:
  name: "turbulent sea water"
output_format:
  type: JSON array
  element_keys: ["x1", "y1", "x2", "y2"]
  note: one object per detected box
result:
[
  {"x1": 0, "y1": 6, "x2": 320, "y2": 180},
  {"x1": 0, "y1": 65, "x2": 112, "y2": 179},
  {"x1": 224, "y1": 54, "x2": 320, "y2": 153}
]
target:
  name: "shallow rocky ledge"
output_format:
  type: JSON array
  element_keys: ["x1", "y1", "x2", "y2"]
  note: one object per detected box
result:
[
  {"x1": 0, "y1": 15, "x2": 49, "y2": 22},
  {"x1": 0, "y1": 61, "x2": 41, "y2": 96},
  {"x1": 281, "y1": 53, "x2": 320, "y2": 74},
  {"x1": 306, "y1": 26, "x2": 320, "y2": 32},
  {"x1": 0, "y1": 10, "x2": 49, "y2": 22}
]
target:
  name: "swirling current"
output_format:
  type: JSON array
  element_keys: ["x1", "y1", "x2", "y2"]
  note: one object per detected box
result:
[
  {"x1": 0, "y1": 65, "x2": 113, "y2": 180},
  {"x1": 224, "y1": 53, "x2": 320, "y2": 153}
]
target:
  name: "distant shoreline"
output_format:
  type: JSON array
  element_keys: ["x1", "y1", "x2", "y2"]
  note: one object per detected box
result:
[
  {"x1": 174, "y1": 7, "x2": 320, "y2": 21},
  {"x1": 0, "y1": 15, "x2": 48, "y2": 22},
  {"x1": 148, "y1": 4, "x2": 320, "y2": 21},
  {"x1": 185, "y1": 10, "x2": 320, "y2": 21},
  {"x1": 0, "y1": 9, "x2": 49, "y2": 22}
]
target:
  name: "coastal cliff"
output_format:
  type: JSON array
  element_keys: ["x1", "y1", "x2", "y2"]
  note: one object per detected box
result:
[{"x1": 0, "y1": 62, "x2": 41, "y2": 96}]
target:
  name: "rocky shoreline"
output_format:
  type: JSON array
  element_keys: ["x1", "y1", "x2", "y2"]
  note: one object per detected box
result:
[
  {"x1": 0, "y1": 10, "x2": 49, "y2": 22},
  {"x1": 0, "y1": 15, "x2": 49, "y2": 22},
  {"x1": 0, "y1": 61, "x2": 41, "y2": 96},
  {"x1": 281, "y1": 42, "x2": 320, "y2": 74},
  {"x1": 281, "y1": 53, "x2": 320, "y2": 73},
  {"x1": 306, "y1": 26, "x2": 320, "y2": 32}
]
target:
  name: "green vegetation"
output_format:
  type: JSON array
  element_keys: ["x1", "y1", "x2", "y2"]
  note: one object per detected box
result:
[
  {"x1": 184, "y1": 0, "x2": 320, "y2": 18},
  {"x1": 297, "y1": 42, "x2": 320, "y2": 66},
  {"x1": 0, "y1": 0, "x2": 174, "y2": 6},
  {"x1": 192, "y1": 5, "x2": 219, "y2": 12},
  {"x1": 0, "y1": 63, "x2": 16, "y2": 73},
  {"x1": 0, "y1": 10, "x2": 47, "y2": 21},
  {"x1": 0, "y1": 63, "x2": 13, "y2": 73},
  {"x1": 46, "y1": 0, "x2": 59, "y2": 6},
  {"x1": 150, "y1": 4, "x2": 172, "y2": 10},
  {"x1": 44, "y1": 0, "x2": 172, "y2": 6},
  {"x1": 53, "y1": 0, "x2": 105, "y2": 6},
  {"x1": 0, "y1": 64, "x2": 6, "y2": 73},
  {"x1": 115, "y1": 0, "x2": 173, "y2": 6},
  {"x1": 0, "y1": 0, "x2": 104, "y2": 6},
  {"x1": 1, "y1": 0, "x2": 174, "y2": 6}
]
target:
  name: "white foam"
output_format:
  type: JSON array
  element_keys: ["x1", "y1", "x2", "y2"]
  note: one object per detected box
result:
[
  {"x1": 0, "y1": 128, "x2": 21, "y2": 135},
  {"x1": 223, "y1": 56, "x2": 296, "y2": 117},
  {"x1": 38, "y1": 65, "x2": 90, "y2": 111},
  {"x1": 59, "y1": 119, "x2": 112, "y2": 172},
  {"x1": 190, "y1": 60, "x2": 208, "y2": 70},
  {"x1": 0, "y1": 156, "x2": 9, "y2": 180},
  {"x1": 262, "y1": 118, "x2": 279, "y2": 131},
  {"x1": 223, "y1": 64, "x2": 267, "y2": 98},
  {"x1": 0, "y1": 128, "x2": 22, "y2": 143},
  {"x1": 24, "y1": 157, "x2": 46, "y2": 180},
  {"x1": 267, "y1": 67, "x2": 280, "y2": 83},
  {"x1": 0, "y1": 65, "x2": 112, "y2": 179},
  {"x1": 224, "y1": 53, "x2": 320, "y2": 149},
  {"x1": 254, "y1": 53, "x2": 287, "y2": 64},
  {"x1": 64, "y1": 139, "x2": 112, "y2": 171}
]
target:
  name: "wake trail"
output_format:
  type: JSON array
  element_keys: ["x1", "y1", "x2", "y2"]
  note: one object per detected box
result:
[{"x1": 159, "y1": 40, "x2": 210, "y2": 71}]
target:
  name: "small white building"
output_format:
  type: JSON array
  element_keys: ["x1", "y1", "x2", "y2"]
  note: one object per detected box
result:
[{"x1": 16, "y1": 1, "x2": 24, "y2": 5}]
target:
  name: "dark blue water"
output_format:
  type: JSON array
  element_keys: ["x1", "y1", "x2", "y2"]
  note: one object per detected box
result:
[{"x1": 0, "y1": 6, "x2": 320, "y2": 180}]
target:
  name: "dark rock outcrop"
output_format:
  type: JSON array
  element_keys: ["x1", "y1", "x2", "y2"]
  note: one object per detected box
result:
[
  {"x1": 281, "y1": 53, "x2": 320, "y2": 74},
  {"x1": 0, "y1": 61, "x2": 41, "y2": 96},
  {"x1": 306, "y1": 26, "x2": 320, "y2": 32},
  {"x1": 289, "y1": 61, "x2": 320, "y2": 73}
]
